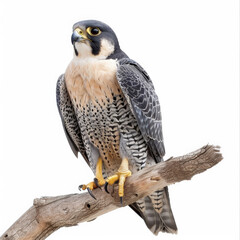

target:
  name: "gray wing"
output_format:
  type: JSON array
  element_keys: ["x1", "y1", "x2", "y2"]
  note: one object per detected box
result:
[
  {"x1": 116, "y1": 58, "x2": 165, "y2": 162},
  {"x1": 117, "y1": 60, "x2": 177, "y2": 234},
  {"x1": 56, "y1": 74, "x2": 89, "y2": 164}
]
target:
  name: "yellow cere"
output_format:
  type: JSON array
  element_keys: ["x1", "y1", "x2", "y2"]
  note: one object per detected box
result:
[{"x1": 75, "y1": 28, "x2": 83, "y2": 35}]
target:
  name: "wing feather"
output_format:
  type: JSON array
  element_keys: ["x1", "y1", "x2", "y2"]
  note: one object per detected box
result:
[
  {"x1": 116, "y1": 59, "x2": 165, "y2": 162},
  {"x1": 56, "y1": 74, "x2": 89, "y2": 164}
]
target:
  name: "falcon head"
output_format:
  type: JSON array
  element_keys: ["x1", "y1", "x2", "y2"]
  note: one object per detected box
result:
[{"x1": 71, "y1": 20, "x2": 127, "y2": 60}]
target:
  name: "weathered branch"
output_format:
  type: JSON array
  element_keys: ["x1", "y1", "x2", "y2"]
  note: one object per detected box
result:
[{"x1": 0, "y1": 145, "x2": 223, "y2": 240}]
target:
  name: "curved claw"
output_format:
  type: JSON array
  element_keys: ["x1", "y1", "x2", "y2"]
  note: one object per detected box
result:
[
  {"x1": 120, "y1": 196, "x2": 123, "y2": 206},
  {"x1": 104, "y1": 182, "x2": 110, "y2": 194},
  {"x1": 94, "y1": 178, "x2": 101, "y2": 188},
  {"x1": 87, "y1": 187, "x2": 96, "y2": 200}
]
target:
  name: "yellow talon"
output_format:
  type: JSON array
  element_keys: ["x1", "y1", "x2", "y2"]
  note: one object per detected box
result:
[
  {"x1": 106, "y1": 174, "x2": 119, "y2": 185},
  {"x1": 105, "y1": 158, "x2": 131, "y2": 198},
  {"x1": 79, "y1": 157, "x2": 105, "y2": 192},
  {"x1": 95, "y1": 157, "x2": 106, "y2": 186},
  {"x1": 81, "y1": 182, "x2": 96, "y2": 191},
  {"x1": 118, "y1": 170, "x2": 131, "y2": 197}
]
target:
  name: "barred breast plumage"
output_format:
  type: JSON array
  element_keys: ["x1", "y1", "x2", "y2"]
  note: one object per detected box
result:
[{"x1": 65, "y1": 58, "x2": 147, "y2": 176}]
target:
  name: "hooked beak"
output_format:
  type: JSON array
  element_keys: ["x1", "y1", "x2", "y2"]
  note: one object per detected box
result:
[
  {"x1": 71, "y1": 28, "x2": 89, "y2": 44},
  {"x1": 71, "y1": 28, "x2": 90, "y2": 56}
]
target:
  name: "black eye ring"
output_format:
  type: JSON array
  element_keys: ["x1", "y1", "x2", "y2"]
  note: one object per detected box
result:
[{"x1": 86, "y1": 27, "x2": 101, "y2": 36}]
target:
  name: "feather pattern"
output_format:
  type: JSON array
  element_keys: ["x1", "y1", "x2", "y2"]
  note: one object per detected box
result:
[
  {"x1": 116, "y1": 58, "x2": 177, "y2": 234},
  {"x1": 56, "y1": 74, "x2": 89, "y2": 163},
  {"x1": 116, "y1": 58, "x2": 165, "y2": 161}
]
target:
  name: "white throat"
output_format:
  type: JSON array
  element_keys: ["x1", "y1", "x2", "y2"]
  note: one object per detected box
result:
[{"x1": 74, "y1": 38, "x2": 115, "y2": 60}]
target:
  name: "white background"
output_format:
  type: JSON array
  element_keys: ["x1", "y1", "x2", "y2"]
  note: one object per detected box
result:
[{"x1": 0, "y1": 0, "x2": 239, "y2": 240}]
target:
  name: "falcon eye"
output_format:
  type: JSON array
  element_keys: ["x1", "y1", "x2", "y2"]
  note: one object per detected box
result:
[{"x1": 86, "y1": 27, "x2": 101, "y2": 36}]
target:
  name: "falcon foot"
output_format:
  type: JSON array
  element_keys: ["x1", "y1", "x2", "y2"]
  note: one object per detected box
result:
[
  {"x1": 104, "y1": 158, "x2": 131, "y2": 202},
  {"x1": 79, "y1": 182, "x2": 97, "y2": 200},
  {"x1": 78, "y1": 157, "x2": 105, "y2": 200}
]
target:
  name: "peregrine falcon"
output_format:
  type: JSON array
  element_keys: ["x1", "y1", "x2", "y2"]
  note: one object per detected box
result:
[{"x1": 56, "y1": 20, "x2": 177, "y2": 235}]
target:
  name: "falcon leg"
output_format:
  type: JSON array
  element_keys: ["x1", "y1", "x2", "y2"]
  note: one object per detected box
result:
[
  {"x1": 94, "y1": 157, "x2": 106, "y2": 187},
  {"x1": 104, "y1": 157, "x2": 132, "y2": 201},
  {"x1": 79, "y1": 157, "x2": 106, "y2": 199}
]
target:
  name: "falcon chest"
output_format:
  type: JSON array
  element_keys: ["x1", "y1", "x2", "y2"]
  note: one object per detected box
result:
[
  {"x1": 65, "y1": 58, "x2": 125, "y2": 171},
  {"x1": 65, "y1": 58, "x2": 119, "y2": 107}
]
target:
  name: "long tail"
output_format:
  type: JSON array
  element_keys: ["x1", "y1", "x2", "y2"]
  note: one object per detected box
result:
[{"x1": 129, "y1": 187, "x2": 177, "y2": 235}]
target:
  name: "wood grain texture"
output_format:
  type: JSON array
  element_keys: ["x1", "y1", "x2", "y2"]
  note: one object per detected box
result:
[{"x1": 0, "y1": 145, "x2": 223, "y2": 240}]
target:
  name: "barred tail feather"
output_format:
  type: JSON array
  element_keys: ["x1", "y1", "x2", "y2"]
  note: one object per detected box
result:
[
  {"x1": 129, "y1": 187, "x2": 177, "y2": 235},
  {"x1": 143, "y1": 196, "x2": 161, "y2": 235},
  {"x1": 157, "y1": 187, "x2": 178, "y2": 234}
]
